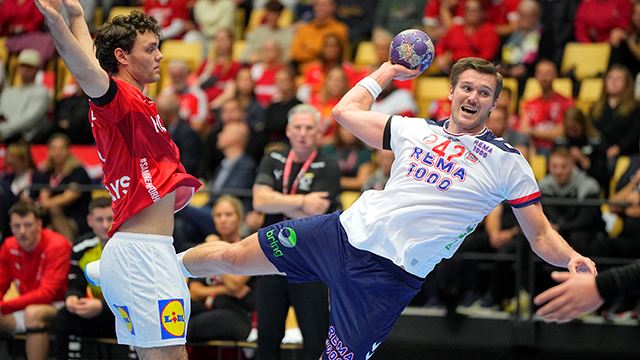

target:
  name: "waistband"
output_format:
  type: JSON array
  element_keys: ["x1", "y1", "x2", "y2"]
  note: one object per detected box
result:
[{"x1": 111, "y1": 231, "x2": 174, "y2": 244}]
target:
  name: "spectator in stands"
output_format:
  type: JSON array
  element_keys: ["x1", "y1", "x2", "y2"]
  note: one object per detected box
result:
[
  {"x1": 590, "y1": 65, "x2": 640, "y2": 165},
  {"x1": 31, "y1": 133, "x2": 92, "y2": 240},
  {"x1": 434, "y1": 0, "x2": 500, "y2": 74},
  {"x1": 0, "y1": 202, "x2": 71, "y2": 360},
  {"x1": 422, "y1": 0, "x2": 466, "y2": 43},
  {"x1": 500, "y1": 0, "x2": 542, "y2": 82},
  {"x1": 486, "y1": 0, "x2": 521, "y2": 38},
  {"x1": 373, "y1": 0, "x2": 424, "y2": 37},
  {"x1": 262, "y1": 65, "x2": 302, "y2": 147},
  {"x1": 162, "y1": 60, "x2": 210, "y2": 136},
  {"x1": 212, "y1": 67, "x2": 265, "y2": 132},
  {"x1": 0, "y1": 49, "x2": 50, "y2": 144},
  {"x1": 574, "y1": 0, "x2": 631, "y2": 44},
  {"x1": 142, "y1": 0, "x2": 190, "y2": 39},
  {"x1": 187, "y1": 195, "x2": 255, "y2": 342},
  {"x1": 362, "y1": 149, "x2": 394, "y2": 191},
  {"x1": 538, "y1": 147, "x2": 606, "y2": 255},
  {"x1": 322, "y1": 125, "x2": 373, "y2": 192},
  {"x1": 537, "y1": 0, "x2": 579, "y2": 67},
  {"x1": 486, "y1": 106, "x2": 530, "y2": 157},
  {"x1": 370, "y1": 81, "x2": 419, "y2": 118},
  {"x1": 301, "y1": 33, "x2": 364, "y2": 101},
  {"x1": 309, "y1": 66, "x2": 350, "y2": 143},
  {"x1": 54, "y1": 83, "x2": 93, "y2": 145},
  {"x1": 253, "y1": 104, "x2": 340, "y2": 360},
  {"x1": 519, "y1": 59, "x2": 574, "y2": 154},
  {"x1": 496, "y1": 86, "x2": 519, "y2": 130},
  {"x1": 250, "y1": 39, "x2": 285, "y2": 107},
  {"x1": 189, "y1": 0, "x2": 236, "y2": 45},
  {"x1": 197, "y1": 28, "x2": 243, "y2": 106},
  {"x1": 0, "y1": 141, "x2": 35, "y2": 202},
  {"x1": 157, "y1": 92, "x2": 203, "y2": 176},
  {"x1": 290, "y1": 0, "x2": 349, "y2": 71},
  {"x1": 240, "y1": 0, "x2": 294, "y2": 64},
  {"x1": 615, "y1": 0, "x2": 640, "y2": 77},
  {"x1": 0, "y1": 0, "x2": 45, "y2": 36},
  {"x1": 336, "y1": 0, "x2": 377, "y2": 56},
  {"x1": 55, "y1": 197, "x2": 137, "y2": 360},
  {"x1": 556, "y1": 107, "x2": 609, "y2": 196}
]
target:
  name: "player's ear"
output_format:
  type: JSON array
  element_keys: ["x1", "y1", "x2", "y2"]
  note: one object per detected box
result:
[
  {"x1": 113, "y1": 48, "x2": 128, "y2": 66},
  {"x1": 448, "y1": 86, "x2": 453, "y2": 101}
]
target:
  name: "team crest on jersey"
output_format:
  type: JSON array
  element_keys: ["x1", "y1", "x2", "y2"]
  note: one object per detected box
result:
[
  {"x1": 158, "y1": 299, "x2": 186, "y2": 339},
  {"x1": 114, "y1": 305, "x2": 135, "y2": 335},
  {"x1": 464, "y1": 152, "x2": 479, "y2": 165}
]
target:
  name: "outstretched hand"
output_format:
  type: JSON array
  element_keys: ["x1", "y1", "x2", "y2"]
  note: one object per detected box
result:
[
  {"x1": 62, "y1": 0, "x2": 84, "y2": 18},
  {"x1": 533, "y1": 271, "x2": 604, "y2": 323},
  {"x1": 380, "y1": 62, "x2": 424, "y2": 81},
  {"x1": 34, "y1": 0, "x2": 64, "y2": 18}
]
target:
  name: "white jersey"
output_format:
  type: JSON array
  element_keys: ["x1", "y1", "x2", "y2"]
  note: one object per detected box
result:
[{"x1": 340, "y1": 117, "x2": 540, "y2": 277}]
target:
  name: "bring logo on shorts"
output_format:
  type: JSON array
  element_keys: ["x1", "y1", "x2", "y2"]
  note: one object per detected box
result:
[{"x1": 158, "y1": 298, "x2": 186, "y2": 339}]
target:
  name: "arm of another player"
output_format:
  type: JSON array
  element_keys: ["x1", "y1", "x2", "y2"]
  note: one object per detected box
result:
[
  {"x1": 332, "y1": 62, "x2": 421, "y2": 149},
  {"x1": 513, "y1": 202, "x2": 596, "y2": 274},
  {"x1": 35, "y1": 0, "x2": 109, "y2": 98}
]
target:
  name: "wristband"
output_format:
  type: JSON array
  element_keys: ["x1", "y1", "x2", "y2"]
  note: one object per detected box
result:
[{"x1": 356, "y1": 77, "x2": 383, "y2": 99}]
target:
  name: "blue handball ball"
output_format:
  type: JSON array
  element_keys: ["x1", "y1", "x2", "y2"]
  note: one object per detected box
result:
[{"x1": 389, "y1": 29, "x2": 435, "y2": 72}]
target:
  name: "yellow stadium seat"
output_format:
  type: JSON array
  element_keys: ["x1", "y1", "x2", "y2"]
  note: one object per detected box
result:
[
  {"x1": 576, "y1": 77, "x2": 603, "y2": 114},
  {"x1": 561, "y1": 42, "x2": 611, "y2": 80},
  {"x1": 158, "y1": 40, "x2": 204, "y2": 92},
  {"x1": 0, "y1": 37, "x2": 7, "y2": 66},
  {"x1": 529, "y1": 153, "x2": 547, "y2": 181},
  {"x1": 107, "y1": 6, "x2": 143, "y2": 21},
  {"x1": 522, "y1": 77, "x2": 573, "y2": 102},
  {"x1": 233, "y1": 40, "x2": 246, "y2": 62},
  {"x1": 340, "y1": 191, "x2": 360, "y2": 210},
  {"x1": 501, "y1": 77, "x2": 518, "y2": 114},
  {"x1": 354, "y1": 41, "x2": 376, "y2": 67},
  {"x1": 415, "y1": 76, "x2": 450, "y2": 118},
  {"x1": 246, "y1": 8, "x2": 294, "y2": 34},
  {"x1": 609, "y1": 155, "x2": 631, "y2": 196},
  {"x1": 235, "y1": 8, "x2": 245, "y2": 40}
]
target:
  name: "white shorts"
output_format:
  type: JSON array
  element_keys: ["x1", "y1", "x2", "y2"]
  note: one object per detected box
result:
[{"x1": 100, "y1": 232, "x2": 190, "y2": 348}]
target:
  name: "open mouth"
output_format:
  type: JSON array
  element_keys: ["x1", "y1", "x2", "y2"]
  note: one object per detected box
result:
[{"x1": 461, "y1": 106, "x2": 478, "y2": 115}]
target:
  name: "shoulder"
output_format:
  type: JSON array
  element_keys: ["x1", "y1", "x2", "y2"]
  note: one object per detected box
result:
[
  {"x1": 476, "y1": 130, "x2": 522, "y2": 155},
  {"x1": 72, "y1": 235, "x2": 100, "y2": 255},
  {"x1": 267, "y1": 150, "x2": 288, "y2": 164},
  {"x1": 43, "y1": 229, "x2": 72, "y2": 250}
]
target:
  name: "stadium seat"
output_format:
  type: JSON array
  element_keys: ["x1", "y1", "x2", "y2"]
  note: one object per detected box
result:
[
  {"x1": 0, "y1": 37, "x2": 7, "y2": 66},
  {"x1": 501, "y1": 77, "x2": 518, "y2": 114},
  {"x1": 561, "y1": 42, "x2": 611, "y2": 80},
  {"x1": 415, "y1": 76, "x2": 450, "y2": 118},
  {"x1": 158, "y1": 40, "x2": 204, "y2": 92},
  {"x1": 576, "y1": 77, "x2": 603, "y2": 114},
  {"x1": 609, "y1": 156, "x2": 631, "y2": 196},
  {"x1": 530, "y1": 153, "x2": 547, "y2": 181},
  {"x1": 354, "y1": 41, "x2": 376, "y2": 67},
  {"x1": 245, "y1": 7, "x2": 294, "y2": 34},
  {"x1": 233, "y1": 40, "x2": 246, "y2": 62},
  {"x1": 521, "y1": 77, "x2": 573, "y2": 102},
  {"x1": 107, "y1": 6, "x2": 143, "y2": 21}
]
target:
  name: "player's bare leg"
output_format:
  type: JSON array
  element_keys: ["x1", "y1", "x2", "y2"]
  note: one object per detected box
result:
[
  {"x1": 181, "y1": 233, "x2": 280, "y2": 277},
  {"x1": 136, "y1": 345, "x2": 187, "y2": 360}
]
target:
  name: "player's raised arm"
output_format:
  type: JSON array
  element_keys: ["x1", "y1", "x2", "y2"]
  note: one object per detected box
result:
[
  {"x1": 513, "y1": 202, "x2": 597, "y2": 274},
  {"x1": 332, "y1": 62, "x2": 420, "y2": 149},
  {"x1": 35, "y1": 0, "x2": 110, "y2": 98}
]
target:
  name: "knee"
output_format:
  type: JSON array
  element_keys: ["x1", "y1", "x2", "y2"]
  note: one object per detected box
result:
[{"x1": 24, "y1": 305, "x2": 55, "y2": 328}]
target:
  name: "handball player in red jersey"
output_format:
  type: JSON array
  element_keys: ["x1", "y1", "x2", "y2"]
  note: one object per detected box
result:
[{"x1": 34, "y1": 1, "x2": 201, "y2": 358}]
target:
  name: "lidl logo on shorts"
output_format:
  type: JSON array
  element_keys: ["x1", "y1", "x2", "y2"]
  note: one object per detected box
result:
[
  {"x1": 114, "y1": 305, "x2": 135, "y2": 335},
  {"x1": 158, "y1": 299, "x2": 186, "y2": 339},
  {"x1": 278, "y1": 227, "x2": 297, "y2": 248}
]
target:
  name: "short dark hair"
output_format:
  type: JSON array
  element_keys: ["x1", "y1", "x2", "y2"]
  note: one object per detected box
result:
[
  {"x1": 94, "y1": 10, "x2": 162, "y2": 75},
  {"x1": 9, "y1": 202, "x2": 41, "y2": 219},
  {"x1": 265, "y1": 0, "x2": 284, "y2": 13},
  {"x1": 450, "y1": 57, "x2": 503, "y2": 100},
  {"x1": 89, "y1": 197, "x2": 112, "y2": 213}
]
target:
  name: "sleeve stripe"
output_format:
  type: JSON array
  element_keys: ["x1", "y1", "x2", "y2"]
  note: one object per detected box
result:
[
  {"x1": 383, "y1": 116, "x2": 393, "y2": 150},
  {"x1": 90, "y1": 78, "x2": 118, "y2": 106},
  {"x1": 507, "y1": 191, "x2": 541, "y2": 208}
]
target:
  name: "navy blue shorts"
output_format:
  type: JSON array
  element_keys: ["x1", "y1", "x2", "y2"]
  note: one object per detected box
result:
[{"x1": 258, "y1": 212, "x2": 424, "y2": 360}]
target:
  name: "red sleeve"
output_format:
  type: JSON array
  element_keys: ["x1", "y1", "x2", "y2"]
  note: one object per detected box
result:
[
  {"x1": 619, "y1": 0, "x2": 632, "y2": 31},
  {"x1": 478, "y1": 24, "x2": 500, "y2": 60},
  {"x1": 0, "y1": 238, "x2": 71, "y2": 315},
  {"x1": 173, "y1": 0, "x2": 190, "y2": 20},
  {"x1": 435, "y1": 29, "x2": 451, "y2": 55},
  {"x1": 0, "y1": 244, "x2": 12, "y2": 300},
  {"x1": 89, "y1": 78, "x2": 127, "y2": 124},
  {"x1": 573, "y1": 2, "x2": 590, "y2": 42},
  {"x1": 425, "y1": 0, "x2": 439, "y2": 20}
]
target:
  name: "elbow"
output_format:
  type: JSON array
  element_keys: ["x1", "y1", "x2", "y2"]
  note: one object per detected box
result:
[{"x1": 332, "y1": 103, "x2": 348, "y2": 126}]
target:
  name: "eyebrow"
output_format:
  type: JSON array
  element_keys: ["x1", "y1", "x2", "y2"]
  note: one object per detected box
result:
[{"x1": 459, "y1": 81, "x2": 494, "y2": 93}]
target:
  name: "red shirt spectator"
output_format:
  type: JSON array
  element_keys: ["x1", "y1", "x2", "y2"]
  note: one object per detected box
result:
[
  {"x1": 0, "y1": 228, "x2": 71, "y2": 315},
  {"x1": 143, "y1": 0, "x2": 190, "y2": 39},
  {"x1": 521, "y1": 93, "x2": 574, "y2": 151},
  {"x1": 435, "y1": 22, "x2": 501, "y2": 62},
  {"x1": 429, "y1": 98, "x2": 452, "y2": 121},
  {"x1": 0, "y1": 0, "x2": 44, "y2": 36},
  {"x1": 423, "y1": 0, "x2": 466, "y2": 29},
  {"x1": 197, "y1": 59, "x2": 243, "y2": 104},
  {"x1": 486, "y1": 0, "x2": 520, "y2": 26},
  {"x1": 251, "y1": 63, "x2": 283, "y2": 106},
  {"x1": 574, "y1": 0, "x2": 632, "y2": 43}
]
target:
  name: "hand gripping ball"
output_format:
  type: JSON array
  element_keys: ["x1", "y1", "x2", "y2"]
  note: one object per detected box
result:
[{"x1": 389, "y1": 29, "x2": 435, "y2": 72}]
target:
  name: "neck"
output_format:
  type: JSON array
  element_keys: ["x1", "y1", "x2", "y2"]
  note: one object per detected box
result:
[
  {"x1": 224, "y1": 146, "x2": 244, "y2": 160},
  {"x1": 114, "y1": 72, "x2": 145, "y2": 92},
  {"x1": 608, "y1": 95, "x2": 621, "y2": 108},
  {"x1": 293, "y1": 148, "x2": 315, "y2": 162}
]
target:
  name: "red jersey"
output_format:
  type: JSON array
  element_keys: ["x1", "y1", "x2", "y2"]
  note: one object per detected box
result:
[
  {"x1": 251, "y1": 63, "x2": 282, "y2": 106},
  {"x1": 89, "y1": 78, "x2": 201, "y2": 236},
  {"x1": 574, "y1": 0, "x2": 631, "y2": 43},
  {"x1": 436, "y1": 23, "x2": 501, "y2": 62},
  {"x1": 0, "y1": 229, "x2": 71, "y2": 315},
  {"x1": 143, "y1": 0, "x2": 189, "y2": 30},
  {"x1": 521, "y1": 92, "x2": 574, "y2": 150}
]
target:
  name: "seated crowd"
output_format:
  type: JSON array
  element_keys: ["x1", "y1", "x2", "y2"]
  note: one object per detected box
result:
[{"x1": 1, "y1": 0, "x2": 640, "y2": 359}]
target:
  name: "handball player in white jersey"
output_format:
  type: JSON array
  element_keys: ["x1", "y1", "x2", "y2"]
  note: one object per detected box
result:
[
  {"x1": 35, "y1": 1, "x2": 201, "y2": 359},
  {"x1": 179, "y1": 57, "x2": 596, "y2": 359}
]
